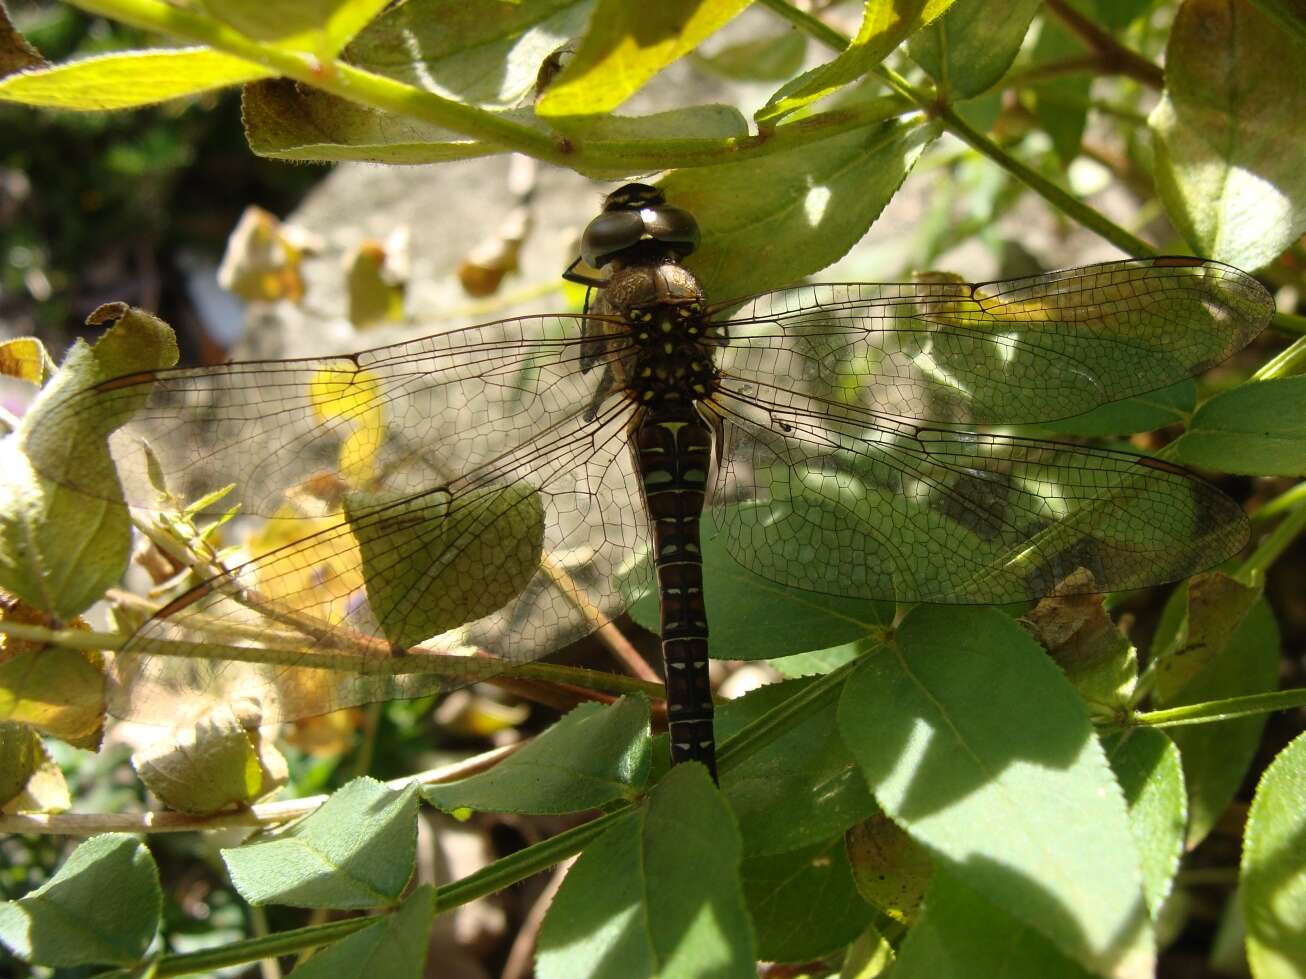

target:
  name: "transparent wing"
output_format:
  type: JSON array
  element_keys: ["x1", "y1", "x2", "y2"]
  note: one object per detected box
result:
[
  {"x1": 713, "y1": 258, "x2": 1272, "y2": 426},
  {"x1": 27, "y1": 315, "x2": 654, "y2": 726},
  {"x1": 708, "y1": 379, "x2": 1248, "y2": 605},
  {"x1": 28, "y1": 314, "x2": 631, "y2": 514}
]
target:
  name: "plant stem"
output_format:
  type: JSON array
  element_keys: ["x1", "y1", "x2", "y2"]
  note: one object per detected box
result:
[
  {"x1": 1043, "y1": 0, "x2": 1164, "y2": 89},
  {"x1": 1132, "y1": 688, "x2": 1306, "y2": 728},
  {"x1": 0, "y1": 619, "x2": 662, "y2": 699},
  {"x1": 1238, "y1": 496, "x2": 1306, "y2": 583},
  {"x1": 1254, "y1": 331, "x2": 1306, "y2": 379}
]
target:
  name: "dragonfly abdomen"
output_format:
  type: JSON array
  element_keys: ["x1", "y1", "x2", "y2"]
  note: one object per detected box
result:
[{"x1": 633, "y1": 402, "x2": 717, "y2": 779}]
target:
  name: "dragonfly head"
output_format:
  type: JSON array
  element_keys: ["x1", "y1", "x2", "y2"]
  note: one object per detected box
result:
[{"x1": 579, "y1": 182, "x2": 701, "y2": 271}]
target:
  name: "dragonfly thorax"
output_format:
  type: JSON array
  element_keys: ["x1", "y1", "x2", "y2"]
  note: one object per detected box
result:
[{"x1": 596, "y1": 262, "x2": 719, "y2": 407}]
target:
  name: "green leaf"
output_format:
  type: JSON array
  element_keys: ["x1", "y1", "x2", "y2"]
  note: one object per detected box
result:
[
  {"x1": 1152, "y1": 596, "x2": 1280, "y2": 847},
  {"x1": 132, "y1": 710, "x2": 288, "y2": 815},
  {"x1": 423, "y1": 697, "x2": 650, "y2": 814},
  {"x1": 242, "y1": 79, "x2": 528, "y2": 164},
  {"x1": 1241, "y1": 731, "x2": 1306, "y2": 978},
  {"x1": 346, "y1": 0, "x2": 593, "y2": 107},
  {"x1": 0, "y1": 643, "x2": 105, "y2": 744},
  {"x1": 907, "y1": 0, "x2": 1041, "y2": 99},
  {"x1": 344, "y1": 480, "x2": 544, "y2": 649},
  {"x1": 1103, "y1": 728, "x2": 1187, "y2": 916},
  {"x1": 1150, "y1": 0, "x2": 1306, "y2": 269},
  {"x1": 755, "y1": 0, "x2": 957, "y2": 125},
  {"x1": 536, "y1": 764, "x2": 755, "y2": 979},
  {"x1": 287, "y1": 885, "x2": 435, "y2": 979},
  {"x1": 891, "y1": 872, "x2": 1096, "y2": 978},
  {"x1": 223, "y1": 778, "x2": 419, "y2": 909},
  {"x1": 718, "y1": 678, "x2": 877, "y2": 856},
  {"x1": 0, "y1": 833, "x2": 161, "y2": 968},
  {"x1": 0, "y1": 4, "x2": 46, "y2": 77},
  {"x1": 5, "y1": 305, "x2": 178, "y2": 620},
  {"x1": 1172, "y1": 377, "x2": 1306, "y2": 476},
  {"x1": 243, "y1": 78, "x2": 747, "y2": 169},
  {"x1": 629, "y1": 508, "x2": 893, "y2": 661},
  {"x1": 663, "y1": 115, "x2": 938, "y2": 300},
  {"x1": 0, "y1": 47, "x2": 273, "y2": 110},
  {"x1": 536, "y1": 0, "x2": 752, "y2": 117},
  {"x1": 740, "y1": 836, "x2": 872, "y2": 961},
  {"x1": 197, "y1": 0, "x2": 390, "y2": 56},
  {"x1": 838, "y1": 606, "x2": 1155, "y2": 976},
  {"x1": 1040, "y1": 379, "x2": 1196, "y2": 438}
]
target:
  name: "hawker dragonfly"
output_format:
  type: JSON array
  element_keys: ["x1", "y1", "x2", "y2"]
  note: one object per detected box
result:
[{"x1": 28, "y1": 183, "x2": 1273, "y2": 778}]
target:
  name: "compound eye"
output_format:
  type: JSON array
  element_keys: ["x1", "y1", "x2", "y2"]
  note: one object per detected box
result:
[
  {"x1": 581, "y1": 210, "x2": 645, "y2": 267},
  {"x1": 645, "y1": 204, "x2": 700, "y2": 256}
]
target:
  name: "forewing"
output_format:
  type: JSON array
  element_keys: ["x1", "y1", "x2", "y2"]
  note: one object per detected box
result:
[
  {"x1": 714, "y1": 258, "x2": 1271, "y2": 426},
  {"x1": 708, "y1": 381, "x2": 1248, "y2": 605},
  {"x1": 26, "y1": 314, "x2": 629, "y2": 516}
]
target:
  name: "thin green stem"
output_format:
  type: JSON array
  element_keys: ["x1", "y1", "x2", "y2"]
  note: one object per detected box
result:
[
  {"x1": 1254, "y1": 481, "x2": 1306, "y2": 522},
  {"x1": 1238, "y1": 496, "x2": 1306, "y2": 583},
  {"x1": 1043, "y1": 0, "x2": 1164, "y2": 89},
  {"x1": 1254, "y1": 331, "x2": 1306, "y2": 379},
  {"x1": 1132, "y1": 688, "x2": 1306, "y2": 728},
  {"x1": 145, "y1": 916, "x2": 376, "y2": 978}
]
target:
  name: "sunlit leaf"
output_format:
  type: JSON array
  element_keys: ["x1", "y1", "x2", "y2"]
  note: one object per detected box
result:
[
  {"x1": 756, "y1": 0, "x2": 956, "y2": 125},
  {"x1": 197, "y1": 0, "x2": 390, "y2": 56},
  {"x1": 1151, "y1": 0, "x2": 1306, "y2": 268},
  {"x1": 536, "y1": 0, "x2": 752, "y2": 117},
  {"x1": 5, "y1": 305, "x2": 177, "y2": 619},
  {"x1": 223, "y1": 777, "x2": 419, "y2": 908},
  {"x1": 0, "y1": 47, "x2": 273, "y2": 110}
]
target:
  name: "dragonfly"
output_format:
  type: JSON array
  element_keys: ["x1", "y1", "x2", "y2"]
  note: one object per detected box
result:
[{"x1": 29, "y1": 183, "x2": 1273, "y2": 779}]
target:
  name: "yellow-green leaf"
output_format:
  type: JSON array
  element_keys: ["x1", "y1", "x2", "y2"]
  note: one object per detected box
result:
[
  {"x1": 0, "y1": 47, "x2": 274, "y2": 111},
  {"x1": 536, "y1": 0, "x2": 752, "y2": 117},
  {"x1": 756, "y1": 0, "x2": 956, "y2": 125},
  {"x1": 197, "y1": 0, "x2": 390, "y2": 56},
  {"x1": 0, "y1": 337, "x2": 55, "y2": 386}
]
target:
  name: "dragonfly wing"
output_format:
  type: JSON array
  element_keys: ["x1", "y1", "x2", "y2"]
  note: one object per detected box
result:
[
  {"x1": 707, "y1": 380, "x2": 1247, "y2": 605},
  {"x1": 26, "y1": 314, "x2": 627, "y2": 517},
  {"x1": 110, "y1": 394, "x2": 651, "y2": 726},
  {"x1": 714, "y1": 258, "x2": 1272, "y2": 426}
]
